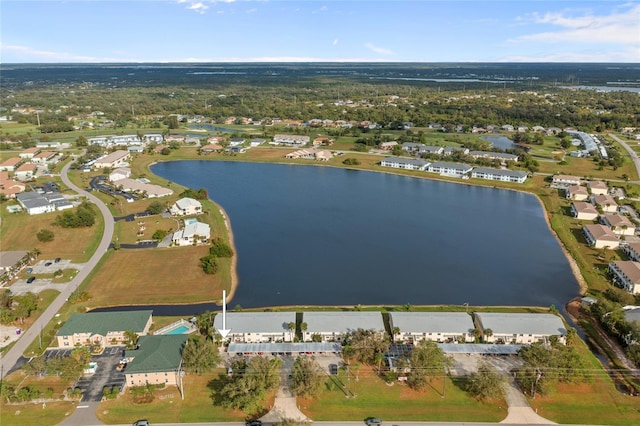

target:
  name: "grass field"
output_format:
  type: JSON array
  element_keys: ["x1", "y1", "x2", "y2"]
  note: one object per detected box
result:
[
  {"x1": 0, "y1": 400, "x2": 77, "y2": 426},
  {"x1": 97, "y1": 372, "x2": 246, "y2": 424},
  {"x1": 299, "y1": 365, "x2": 505, "y2": 421},
  {"x1": 83, "y1": 247, "x2": 231, "y2": 307},
  {"x1": 0, "y1": 207, "x2": 104, "y2": 263}
]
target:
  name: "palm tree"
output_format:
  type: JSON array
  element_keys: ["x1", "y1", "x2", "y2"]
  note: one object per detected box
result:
[
  {"x1": 392, "y1": 326, "x2": 401, "y2": 342},
  {"x1": 484, "y1": 328, "x2": 493, "y2": 343},
  {"x1": 123, "y1": 330, "x2": 139, "y2": 349},
  {"x1": 472, "y1": 327, "x2": 482, "y2": 343},
  {"x1": 300, "y1": 322, "x2": 308, "y2": 341},
  {"x1": 287, "y1": 321, "x2": 296, "y2": 342}
]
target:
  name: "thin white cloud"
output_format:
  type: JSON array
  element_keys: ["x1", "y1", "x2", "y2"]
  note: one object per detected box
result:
[
  {"x1": 364, "y1": 42, "x2": 393, "y2": 55},
  {"x1": 312, "y1": 5, "x2": 328, "y2": 14},
  {"x1": 0, "y1": 44, "x2": 121, "y2": 63},
  {"x1": 511, "y1": 4, "x2": 640, "y2": 45},
  {"x1": 333, "y1": 39, "x2": 339, "y2": 46},
  {"x1": 178, "y1": 0, "x2": 236, "y2": 14}
]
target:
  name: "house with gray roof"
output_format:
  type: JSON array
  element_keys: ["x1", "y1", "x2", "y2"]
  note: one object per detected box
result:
[
  {"x1": 418, "y1": 145, "x2": 444, "y2": 156},
  {"x1": 16, "y1": 192, "x2": 55, "y2": 215},
  {"x1": 380, "y1": 156, "x2": 429, "y2": 171},
  {"x1": 427, "y1": 162, "x2": 473, "y2": 177},
  {"x1": 56, "y1": 310, "x2": 153, "y2": 348},
  {"x1": 213, "y1": 312, "x2": 296, "y2": 343},
  {"x1": 389, "y1": 312, "x2": 475, "y2": 344},
  {"x1": 125, "y1": 334, "x2": 187, "y2": 387},
  {"x1": 302, "y1": 311, "x2": 385, "y2": 342},
  {"x1": 469, "y1": 151, "x2": 519, "y2": 162},
  {"x1": 473, "y1": 312, "x2": 567, "y2": 344},
  {"x1": 471, "y1": 167, "x2": 528, "y2": 183}
]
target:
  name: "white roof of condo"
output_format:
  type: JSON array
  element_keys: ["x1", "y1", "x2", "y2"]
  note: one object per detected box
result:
[
  {"x1": 302, "y1": 311, "x2": 385, "y2": 333},
  {"x1": 474, "y1": 313, "x2": 567, "y2": 336},
  {"x1": 389, "y1": 312, "x2": 475, "y2": 334},
  {"x1": 213, "y1": 312, "x2": 296, "y2": 333}
]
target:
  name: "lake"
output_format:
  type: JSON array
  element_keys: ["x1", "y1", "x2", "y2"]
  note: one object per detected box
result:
[
  {"x1": 151, "y1": 161, "x2": 580, "y2": 309},
  {"x1": 481, "y1": 136, "x2": 518, "y2": 151}
]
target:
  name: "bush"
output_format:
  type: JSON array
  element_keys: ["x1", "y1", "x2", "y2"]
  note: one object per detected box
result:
[
  {"x1": 209, "y1": 237, "x2": 234, "y2": 257},
  {"x1": 37, "y1": 228, "x2": 55, "y2": 242},
  {"x1": 200, "y1": 255, "x2": 218, "y2": 274},
  {"x1": 343, "y1": 158, "x2": 361, "y2": 166},
  {"x1": 55, "y1": 202, "x2": 96, "y2": 228}
]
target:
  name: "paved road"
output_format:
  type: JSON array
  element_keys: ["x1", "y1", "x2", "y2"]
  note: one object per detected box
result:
[
  {"x1": 610, "y1": 133, "x2": 640, "y2": 182},
  {"x1": 0, "y1": 160, "x2": 115, "y2": 378}
]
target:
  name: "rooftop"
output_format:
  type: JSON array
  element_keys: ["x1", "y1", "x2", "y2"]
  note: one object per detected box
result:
[
  {"x1": 57, "y1": 310, "x2": 152, "y2": 336},
  {"x1": 303, "y1": 311, "x2": 385, "y2": 333},
  {"x1": 389, "y1": 312, "x2": 475, "y2": 334},
  {"x1": 125, "y1": 334, "x2": 187, "y2": 374},
  {"x1": 213, "y1": 312, "x2": 296, "y2": 334},
  {"x1": 474, "y1": 313, "x2": 567, "y2": 336}
]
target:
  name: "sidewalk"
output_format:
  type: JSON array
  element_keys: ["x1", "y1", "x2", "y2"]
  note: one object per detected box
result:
[{"x1": 500, "y1": 379, "x2": 555, "y2": 424}]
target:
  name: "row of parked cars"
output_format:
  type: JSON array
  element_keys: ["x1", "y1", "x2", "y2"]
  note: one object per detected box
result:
[{"x1": 25, "y1": 257, "x2": 61, "y2": 284}]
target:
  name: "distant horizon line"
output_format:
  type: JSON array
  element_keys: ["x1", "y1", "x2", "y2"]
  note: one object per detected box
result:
[{"x1": 2, "y1": 61, "x2": 639, "y2": 66}]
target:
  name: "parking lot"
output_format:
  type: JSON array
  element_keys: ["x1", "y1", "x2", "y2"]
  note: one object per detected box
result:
[
  {"x1": 60, "y1": 346, "x2": 127, "y2": 402},
  {"x1": 449, "y1": 353, "x2": 523, "y2": 377}
]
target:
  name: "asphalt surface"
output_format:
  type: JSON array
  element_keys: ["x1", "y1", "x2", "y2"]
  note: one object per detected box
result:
[
  {"x1": 610, "y1": 133, "x2": 640, "y2": 182},
  {"x1": 0, "y1": 160, "x2": 115, "y2": 379}
]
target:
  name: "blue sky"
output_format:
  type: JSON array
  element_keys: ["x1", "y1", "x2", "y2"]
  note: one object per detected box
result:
[{"x1": 1, "y1": 1, "x2": 638, "y2": 63}]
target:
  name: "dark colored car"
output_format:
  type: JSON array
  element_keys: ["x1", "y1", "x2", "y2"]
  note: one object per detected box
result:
[
  {"x1": 45, "y1": 262, "x2": 52, "y2": 267},
  {"x1": 132, "y1": 420, "x2": 150, "y2": 426},
  {"x1": 55, "y1": 257, "x2": 61, "y2": 263},
  {"x1": 246, "y1": 421, "x2": 262, "y2": 426},
  {"x1": 329, "y1": 364, "x2": 339, "y2": 375},
  {"x1": 26, "y1": 276, "x2": 36, "y2": 284}
]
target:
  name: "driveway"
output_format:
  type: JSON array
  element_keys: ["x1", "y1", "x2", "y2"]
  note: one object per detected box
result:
[{"x1": 73, "y1": 346, "x2": 126, "y2": 402}]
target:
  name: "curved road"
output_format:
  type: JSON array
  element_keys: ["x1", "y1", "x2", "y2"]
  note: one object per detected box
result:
[
  {"x1": 0, "y1": 161, "x2": 115, "y2": 378},
  {"x1": 610, "y1": 133, "x2": 640, "y2": 182}
]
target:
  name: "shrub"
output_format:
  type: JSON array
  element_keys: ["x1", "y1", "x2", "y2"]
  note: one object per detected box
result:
[
  {"x1": 37, "y1": 229, "x2": 55, "y2": 242},
  {"x1": 200, "y1": 255, "x2": 218, "y2": 274},
  {"x1": 209, "y1": 237, "x2": 234, "y2": 257}
]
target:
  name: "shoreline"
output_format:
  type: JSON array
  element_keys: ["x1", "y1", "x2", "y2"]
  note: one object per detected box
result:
[{"x1": 149, "y1": 155, "x2": 587, "y2": 307}]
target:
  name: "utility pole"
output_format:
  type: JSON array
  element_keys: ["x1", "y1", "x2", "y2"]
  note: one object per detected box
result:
[{"x1": 531, "y1": 368, "x2": 542, "y2": 399}]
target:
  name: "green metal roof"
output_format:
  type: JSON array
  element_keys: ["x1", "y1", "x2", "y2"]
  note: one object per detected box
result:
[
  {"x1": 125, "y1": 335, "x2": 187, "y2": 374},
  {"x1": 56, "y1": 310, "x2": 153, "y2": 337}
]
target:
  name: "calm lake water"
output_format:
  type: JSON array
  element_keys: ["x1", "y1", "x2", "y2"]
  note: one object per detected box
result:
[
  {"x1": 482, "y1": 136, "x2": 518, "y2": 151},
  {"x1": 151, "y1": 161, "x2": 580, "y2": 309}
]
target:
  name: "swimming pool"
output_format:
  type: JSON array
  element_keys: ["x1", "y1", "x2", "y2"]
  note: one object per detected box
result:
[{"x1": 165, "y1": 325, "x2": 191, "y2": 335}]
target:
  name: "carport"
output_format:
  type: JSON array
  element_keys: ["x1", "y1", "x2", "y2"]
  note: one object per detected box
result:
[{"x1": 227, "y1": 342, "x2": 341, "y2": 355}]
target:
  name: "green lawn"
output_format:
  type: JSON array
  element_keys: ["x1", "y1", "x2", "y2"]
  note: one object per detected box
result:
[
  {"x1": 300, "y1": 365, "x2": 505, "y2": 421},
  {"x1": 0, "y1": 400, "x2": 77, "y2": 426}
]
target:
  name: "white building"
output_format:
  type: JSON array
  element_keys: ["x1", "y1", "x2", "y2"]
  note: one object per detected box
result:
[
  {"x1": 600, "y1": 213, "x2": 635, "y2": 236},
  {"x1": 427, "y1": 162, "x2": 473, "y2": 177},
  {"x1": 213, "y1": 312, "x2": 296, "y2": 343},
  {"x1": 471, "y1": 167, "x2": 528, "y2": 183},
  {"x1": 389, "y1": 312, "x2": 475, "y2": 344},
  {"x1": 590, "y1": 194, "x2": 618, "y2": 213},
  {"x1": 301, "y1": 311, "x2": 385, "y2": 342},
  {"x1": 582, "y1": 224, "x2": 620, "y2": 249},
  {"x1": 565, "y1": 185, "x2": 589, "y2": 201},
  {"x1": 172, "y1": 219, "x2": 210, "y2": 246},
  {"x1": 608, "y1": 261, "x2": 640, "y2": 294},
  {"x1": 94, "y1": 150, "x2": 130, "y2": 169},
  {"x1": 588, "y1": 181, "x2": 608, "y2": 195},
  {"x1": 570, "y1": 202, "x2": 598, "y2": 220},
  {"x1": 473, "y1": 313, "x2": 567, "y2": 344},
  {"x1": 170, "y1": 197, "x2": 203, "y2": 216},
  {"x1": 380, "y1": 156, "x2": 429, "y2": 171},
  {"x1": 272, "y1": 134, "x2": 310, "y2": 147},
  {"x1": 109, "y1": 167, "x2": 131, "y2": 182}
]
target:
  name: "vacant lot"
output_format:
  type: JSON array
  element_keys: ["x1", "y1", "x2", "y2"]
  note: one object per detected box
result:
[
  {"x1": 299, "y1": 364, "x2": 505, "y2": 421},
  {"x1": 83, "y1": 247, "x2": 231, "y2": 307},
  {"x1": 0, "y1": 400, "x2": 76, "y2": 426},
  {"x1": 0, "y1": 209, "x2": 104, "y2": 263},
  {"x1": 97, "y1": 372, "x2": 245, "y2": 423}
]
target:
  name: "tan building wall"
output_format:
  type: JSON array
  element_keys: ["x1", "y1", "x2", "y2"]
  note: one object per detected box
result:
[{"x1": 126, "y1": 371, "x2": 179, "y2": 387}]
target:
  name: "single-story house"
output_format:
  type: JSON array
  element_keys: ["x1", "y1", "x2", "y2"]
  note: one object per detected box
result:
[
  {"x1": 249, "y1": 138, "x2": 266, "y2": 147},
  {"x1": 591, "y1": 194, "x2": 618, "y2": 213},
  {"x1": 116, "y1": 179, "x2": 173, "y2": 198},
  {"x1": 0, "y1": 250, "x2": 30, "y2": 273},
  {"x1": 570, "y1": 202, "x2": 598, "y2": 220},
  {"x1": 582, "y1": 224, "x2": 620, "y2": 249},
  {"x1": 172, "y1": 219, "x2": 210, "y2": 246},
  {"x1": 471, "y1": 167, "x2": 528, "y2": 183},
  {"x1": 427, "y1": 162, "x2": 473, "y2": 177},
  {"x1": 418, "y1": 145, "x2": 444, "y2": 156},
  {"x1": 272, "y1": 134, "x2": 310, "y2": 147},
  {"x1": 389, "y1": 312, "x2": 475, "y2": 344},
  {"x1": 0, "y1": 157, "x2": 22, "y2": 172},
  {"x1": 109, "y1": 167, "x2": 131, "y2": 182},
  {"x1": 56, "y1": 310, "x2": 153, "y2": 348},
  {"x1": 94, "y1": 150, "x2": 131, "y2": 169},
  {"x1": 473, "y1": 312, "x2": 567, "y2": 344},
  {"x1": 124, "y1": 334, "x2": 187, "y2": 387},
  {"x1": 552, "y1": 174, "x2": 581, "y2": 188},
  {"x1": 0, "y1": 173, "x2": 25, "y2": 198},
  {"x1": 16, "y1": 192, "x2": 56, "y2": 215},
  {"x1": 401, "y1": 142, "x2": 422, "y2": 154},
  {"x1": 565, "y1": 184, "x2": 589, "y2": 201},
  {"x1": 170, "y1": 197, "x2": 202, "y2": 216},
  {"x1": 200, "y1": 143, "x2": 223, "y2": 153},
  {"x1": 608, "y1": 261, "x2": 640, "y2": 294},
  {"x1": 31, "y1": 151, "x2": 57, "y2": 164},
  {"x1": 213, "y1": 312, "x2": 296, "y2": 343},
  {"x1": 301, "y1": 311, "x2": 385, "y2": 342},
  {"x1": 19, "y1": 147, "x2": 40, "y2": 159},
  {"x1": 379, "y1": 141, "x2": 398, "y2": 151},
  {"x1": 600, "y1": 213, "x2": 635, "y2": 236},
  {"x1": 468, "y1": 151, "x2": 518, "y2": 163},
  {"x1": 380, "y1": 156, "x2": 429, "y2": 171},
  {"x1": 14, "y1": 163, "x2": 37, "y2": 181},
  {"x1": 312, "y1": 137, "x2": 333, "y2": 147},
  {"x1": 588, "y1": 180, "x2": 609, "y2": 195}
]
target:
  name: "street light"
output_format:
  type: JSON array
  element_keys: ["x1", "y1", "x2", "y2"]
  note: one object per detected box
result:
[{"x1": 463, "y1": 302, "x2": 469, "y2": 314}]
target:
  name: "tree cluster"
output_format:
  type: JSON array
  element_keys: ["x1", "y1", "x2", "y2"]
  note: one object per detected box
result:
[
  {"x1": 180, "y1": 188, "x2": 209, "y2": 201},
  {"x1": 182, "y1": 336, "x2": 220, "y2": 375},
  {"x1": 55, "y1": 201, "x2": 96, "y2": 228},
  {"x1": 342, "y1": 328, "x2": 390, "y2": 366},
  {"x1": 395, "y1": 340, "x2": 452, "y2": 391},
  {"x1": 22, "y1": 346, "x2": 91, "y2": 382},
  {"x1": 0, "y1": 290, "x2": 38, "y2": 325},
  {"x1": 289, "y1": 356, "x2": 325, "y2": 398},
  {"x1": 214, "y1": 356, "x2": 281, "y2": 413}
]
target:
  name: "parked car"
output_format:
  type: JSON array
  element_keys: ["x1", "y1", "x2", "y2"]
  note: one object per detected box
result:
[
  {"x1": 26, "y1": 276, "x2": 36, "y2": 284},
  {"x1": 365, "y1": 418, "x2": 382, "y2": 426},
  {"x1": 55, "y1": 257, "x2": 61, "y2": 263},
  {"x1": 132, "y1": 420, "x2": 150, "y2": 426},
  {"x1": 246, "y1": 421, "x2": 262, "y2": 426},
  {"x1": 44, "y1": 262, "x2": 52, "y2": 267},
  {"x1": 329, "y1": 363, "x2": 339, "y2": 375}
]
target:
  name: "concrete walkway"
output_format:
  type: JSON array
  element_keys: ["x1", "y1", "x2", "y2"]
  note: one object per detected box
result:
[
  {"x1": 260, "y1": 362, "x2": 309, "y2": 423},
  {"x1": 500, "y1": 379, "x2": 555, "y2": 424},
  {"x1": 57, "y1": 401, "x2": 103, "y2": 426}
]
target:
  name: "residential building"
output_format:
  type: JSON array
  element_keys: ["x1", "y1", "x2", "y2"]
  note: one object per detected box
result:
[
  {"x1": 582, "y1": 224, "x2": 620, "y2": 249},
  {"x1": 591, "y1": 194, "x2": 618, "y2": 213},
  {"x1": 16, "y1": 192, "x2": 56, "y2": 215},
  {"x1": 389, "y1": 312, "x2": 475, "y2": 344},
  {"x1": 623, "y1": 242, "x2": 640, "y2": 262},
  {"x1": 172, "y1": 219, "x2": 210, "y2": 246},
  {"x1": 552, "y1": 174, "x2": 581, "y2": 188},
  {"x1": 56, "y1": 310, "x2": 153, "y2": 348},
  {"x1": 608, "y1": 261, "x2": 640, "y2": 294},
  {"x1": 229, "y1": 138, "x2": 246, "y2": 146},
  {"x1": 19, "y1": 147, "x2": 40, "y2": 159},
  {"x1": 418, "y1": 145, "x2": 444, "y2": 156},
  {"x1": 109, "y1": 167, "x2": 131, "y2": 182},
  {"x1": 272, "y1": 134, "x2": 310, "y2": 147},
  {"x1": 565, "y1": 185, "x2": 589, "y2": 201},
  {"x1": 200, "y1": 143, "x2": 223, "y2": 153},
  {"x1": 117, "y1": 178, "x2": 173, "y2": 198},
  {"x1": 14, "y1": 163, "x2": 37, "y2": 181},
  {"x1": 427, "y1": 162, "x2": 473, "y2": 177},
  {"x1": 468, "y1": 151, "x2": 519, "y2": 162},
  {"x1": 31, "y1": 151, "x2": 57, "y2": 164},
  {"x1": 379, "y1": 141, "x2": 398, "y2": 151},
  {"x1": 588, "y1": 180, "x2": 608, "y2": 195},
  {"x1": 93, "y1": 150, "x2": 130, "y2": 169},
  {"x1": 0, "y1": 173, "x2": 25, "y2": 198},
  {"x1": 473, "y1": 312, "x2": 567, "y2": 344},
  {"x1": 170, "y1": 197, "x2": 203, "y2": 216},
  {"x1": 285, "y1": 149, "x2": 333, "y2": 161},
  {"x1": 0, "y1": 251, "x2": 30, "y2": 273},
  {"x1": 312, "y1": 137, "x2": 333, "y2": 147},
  {"x1": 125, "y1": 334, "x2": 187, "y2": 387},
  {"x1": 600, "y1": 213, "x2": 635, "y2": 236},
  {"x1": 570, "y1": 202, "x2": 598, "y2": 221},
  {"x1": 128, "y1": 146, "x2": 144, "y2": 154},
  {"x1": 301, "y1": 311, "x2": 385, "y2": 342},
  {"x1": 0, "y1": 157, "x2": 22, "y2": 172},
  {"x1": 380, "y1": 156, "x2": 429, "y2": 171},
  {"x1": 213, "y1": 312, "x2": 296, "y2": 343},
  {"x1": 471, "y1": 167, "x2": 528, "y2": 183},
  {"x1": 250, "y1": 138, "x2": 266, "y2": 147},
  {"x1": 442, "y1": 147, "x2": 470, "y2": 156},
  {"x1": 401, "y1": 142, "x2": 422, "y2": 154}
]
